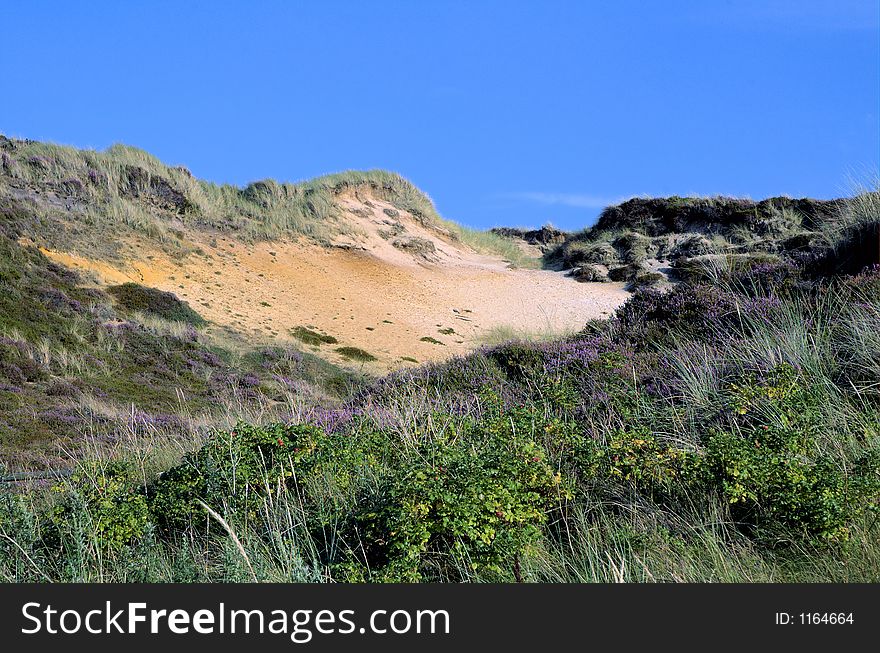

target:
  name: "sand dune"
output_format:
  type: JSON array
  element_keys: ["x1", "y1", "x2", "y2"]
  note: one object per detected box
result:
[{"x1": 40, "y1": 193, "x2": 630, "y2": 370}]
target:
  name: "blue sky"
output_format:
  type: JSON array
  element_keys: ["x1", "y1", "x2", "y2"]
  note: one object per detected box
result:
[{"x1": 1, "y1": 1, "x2": 877, "y2": 230}]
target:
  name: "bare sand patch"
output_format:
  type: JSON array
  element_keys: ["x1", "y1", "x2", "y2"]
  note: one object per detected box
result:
[{"x1": 41, "y1": 194, "x2": 630, "y2": 371}]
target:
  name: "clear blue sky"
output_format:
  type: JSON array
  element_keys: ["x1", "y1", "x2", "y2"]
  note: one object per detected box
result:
[{"x1": 1, "y1": 1, "x2": 877, "y2": 230}]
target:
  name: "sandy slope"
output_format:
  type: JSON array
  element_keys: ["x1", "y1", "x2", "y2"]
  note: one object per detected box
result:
[{"x1": 41, "y1": 193, "x2": 630, "y2": 371}]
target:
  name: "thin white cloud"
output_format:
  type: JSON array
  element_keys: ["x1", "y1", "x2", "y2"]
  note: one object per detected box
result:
[{"x1": 501, "y1": 192, "x2": 625, "y2": 210}]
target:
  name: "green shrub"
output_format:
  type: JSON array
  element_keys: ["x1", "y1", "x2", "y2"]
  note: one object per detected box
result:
[
  {"x1": 702, "y1": 364, "x2": 880, "y2": 543},
  {"x1": 339, "y1": 406, "x2": 566, "y2": 581},
  {"x1": 602, "y1": 428, "x2": 695, "y2": 489},
  {"x1": 148, "y1": 422, "x2": 322, "y2": 531},
  {"x1": 146, "y1": 458, "x2": 209, "y2": 533},
  {"x1": 49, "y1": 461, "x2": 151, "y2": 552}
]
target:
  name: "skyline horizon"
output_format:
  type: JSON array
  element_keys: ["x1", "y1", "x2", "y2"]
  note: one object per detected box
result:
[
  {"x1": 1, "y1": 1, "x2": 877, "y2": 231},
  {"x1": 2, "y1": 129, "x2": 873, "y2": 233}
]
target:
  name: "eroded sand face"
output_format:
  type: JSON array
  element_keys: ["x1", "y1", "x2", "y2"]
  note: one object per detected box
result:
[{"x1": 41, "y1": 195, "x2": 630, "y2": 370}]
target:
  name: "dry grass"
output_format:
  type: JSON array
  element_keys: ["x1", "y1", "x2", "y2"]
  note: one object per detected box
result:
[
  {"x1": 477, "y1": 323, "x2": 578, "y2": 347},
  {"x1": 2, "y1": 137, "x2": 536, "y2": 266}
]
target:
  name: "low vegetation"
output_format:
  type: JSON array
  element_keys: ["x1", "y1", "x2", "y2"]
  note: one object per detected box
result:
[
  {"x1": 108, "y1": 283, "x2": 206, "y2": 326},
  {"x1": 334, "y1": 346, "x2": 377, "y2": 363},
  {"x1": 441, "y1": 222, "x2": 543, "y2": 269},
  {"x1": 2, "y1": 227, "x2": 878, "y2": 581},
  {"x1": 0, "y1": 199, "x2": 362, "y2": 469},
  {"x1": 547, "y1": 191, "x2": 879, "y2": 289},
  {"x1": 290, "y1": 326, "x2": 338, "y2": 347},
  {"x1": 1, "y1": 136, "x2": 878, "y2": 583}
]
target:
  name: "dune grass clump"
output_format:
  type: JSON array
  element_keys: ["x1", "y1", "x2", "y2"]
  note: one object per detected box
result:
[
  {"x1": 290, "y1": 326, "x2": 338, "y2": 346},
  {"x1": 108, "y1": 282, "x2": 206, "y2": 325},
  {"x1": 478, "y1": 324, "x2": 575, "y2": 347},
  {"x1": 334, "y1": 346, "x2": 377, "y2": 362},
  {"x1": 440, "y1": 223, "x2": 543, "y2": 269}
]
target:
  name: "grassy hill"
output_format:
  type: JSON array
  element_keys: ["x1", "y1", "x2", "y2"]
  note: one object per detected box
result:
[
  {"x1": 0, "y1": 136, "x2": 586, "y2": 466},
  {"x1": 3, "y1": 231, "x2": 879, "y2": 582},
  {"x1": 0, "y1": 198, "x2": 363, "y2": 468},
  {"x1": 546, "y1": 192, "x2": 880, "y2": 289},
  {"x1": 0, "y1": 135, "x2": 528, "y2": 264},
  {"x1": 1, "y1": 135, "x2": 879, "y2": 583}
]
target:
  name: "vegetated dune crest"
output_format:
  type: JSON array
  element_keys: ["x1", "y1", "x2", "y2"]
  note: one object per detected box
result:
[{"x1": 38, "y1": 189, "x2": 630, "y2": 370}]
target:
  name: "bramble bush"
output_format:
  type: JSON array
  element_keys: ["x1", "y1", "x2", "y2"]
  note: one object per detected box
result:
[
  {"x1": 601, "y1": 428, "x2": 695, "y2": 490},
  {"x1": 702, "y1": 364, "x2": 880, "y2": 543},
  {"x1": 48, "y1": 461, "x2": 150, "y2": 552},
  {"x1": 338, "y1": 403, "x2": 567, "y2": 581},
  {"x1": 148, "y1": 421, "x2": 322, "y2": 531}
]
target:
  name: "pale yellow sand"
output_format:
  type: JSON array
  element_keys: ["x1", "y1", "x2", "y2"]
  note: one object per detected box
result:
[{"x1": 41, "y1": 193, "x2": 630, "y2": 370}]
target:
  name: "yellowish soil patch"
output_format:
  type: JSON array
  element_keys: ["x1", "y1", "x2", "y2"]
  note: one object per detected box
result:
[{"x1": 41, "y1": 195, "x2": 630, "y2": 371}]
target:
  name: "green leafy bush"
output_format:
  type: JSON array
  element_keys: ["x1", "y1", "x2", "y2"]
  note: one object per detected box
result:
[
  {"x1": 702, "y1": 364, "x2": 880, "y2": 543},
  {"x1": 601, "y1": 428, "x2": 695, "y2": 489},
  {"x1": 149, "y1": 422, "x2": 322, "y2": 530},
  {"x1": 49, "y1": 461, "x2": 151, "y2": 552},
  {"x1": 339, "y1": 405, "x2": 566, "y2": 581}
]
